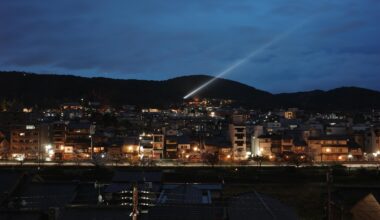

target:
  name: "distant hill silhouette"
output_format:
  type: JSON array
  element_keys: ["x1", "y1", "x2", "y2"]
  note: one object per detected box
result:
[
  {"x1": 276, "y1": 87, "x2": 380, "y2": 110},
  {"x1": 0, "y1": 71, "x2": 379, "y2": 110}
]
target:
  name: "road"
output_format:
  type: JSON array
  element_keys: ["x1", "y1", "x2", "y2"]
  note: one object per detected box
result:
[{"x1": 0, "y1": 160, "x2": 378, "y2": 168}]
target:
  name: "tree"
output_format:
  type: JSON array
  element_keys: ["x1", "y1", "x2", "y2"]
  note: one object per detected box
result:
[
  {"x1": 287, "y1": 154, "x2": 308, "y2": 167},
  {"x1": 253, "y1": 155, "x2": 265, "y2": 168},
  {"x1": 202, "y1": 153, "x2": 219, "y2": 167}
]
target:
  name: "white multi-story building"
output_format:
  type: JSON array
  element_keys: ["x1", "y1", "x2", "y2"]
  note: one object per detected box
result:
[
  {"x1": 365, "y1": 127, "x2": 380, "y2": 153},
  {"x1": 251, "y1": 125, "x2": 264, "y2": 156}
]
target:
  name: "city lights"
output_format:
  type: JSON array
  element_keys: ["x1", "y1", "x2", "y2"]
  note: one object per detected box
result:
[
  {"x1": 12, "y1": 153, "x2": 25, "y2": 162},
  {"x1": 1, "y1": 2, "x2": 380, "y2": 219},
  {"x1": 25, "y1": 125, "x2": 35, "y2": 130},
  {"x1": 44, "y1": 144, "x2": 54, "y2": 161}
]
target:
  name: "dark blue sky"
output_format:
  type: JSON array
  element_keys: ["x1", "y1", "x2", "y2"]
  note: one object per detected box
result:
[{"x1": 1, "y1": 0, "x2": 380, "y2": 93}]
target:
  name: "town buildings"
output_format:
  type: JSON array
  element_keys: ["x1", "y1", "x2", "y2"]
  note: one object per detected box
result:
[{"x1": 0, "y1": 98, "x2": 379, "y2": 164}]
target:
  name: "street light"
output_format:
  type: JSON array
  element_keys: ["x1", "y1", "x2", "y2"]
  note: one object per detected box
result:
[
  {"x1": 348, "y1": 154, "x2": 353, "y2": 161},
  {"x1": 44, "y1": 144, "x2": 52, "y2": 151},
  {"x1": 89, "y1": 135, "x2": 93, "y2": 160},
  {"x1": 258, "y1": 148, "x2": 263, "y2": 156},
  {"x1": 246, "y1": 151, "x2": 252, "y2": 159},
  {"x1": 44, "y1": 144, "x2": 53, "y2": 162},
  {"x1": 14, "y1": 154, "x2": 25, "y2": 162}
]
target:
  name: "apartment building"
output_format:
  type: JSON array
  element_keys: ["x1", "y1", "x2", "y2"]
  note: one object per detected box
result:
[{"x1": 229, "y1": 124, "x2": 247, "y2": 160}]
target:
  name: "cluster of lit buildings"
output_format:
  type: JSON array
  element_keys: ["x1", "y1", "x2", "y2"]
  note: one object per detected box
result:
[{"x1": 0, "y1": 99, "x2": 380, "y2": 164}]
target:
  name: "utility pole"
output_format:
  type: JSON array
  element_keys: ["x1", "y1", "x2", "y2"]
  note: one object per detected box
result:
[
  {"x1": 131, "y1": 185, "x2": 139, "y2": 220},
  {"x1": 37, "y1": 143, "x2": 41, "y2": 169},
  {"x1": 94, "y1": 181, "x2": 103, "y2": 205},
  {"x1": 326, "y1": 168, "x2": 333, "y2": 220},
  {"x1": 89, "y1": 135, "x2": 93, "y2": 160},
  {"x1": 89, "y1": 124, "x2": 95, "y2": 161}
]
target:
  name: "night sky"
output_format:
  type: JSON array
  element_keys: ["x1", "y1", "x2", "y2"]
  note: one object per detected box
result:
[{"x1": 1, "y1": 0, "x2": 380, "y2": 93}]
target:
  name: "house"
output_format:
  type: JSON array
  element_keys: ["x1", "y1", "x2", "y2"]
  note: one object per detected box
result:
[
  {"x1": 139, "y1": 133, "x2": 154, "y2": 158},
  {"x1": 351, "y1": 194, "x2": 380, "y2": 220},
  {"x1": 365, "y1": 127, "x2": 380, "y2": 153},
  {"x1": 51, "y1": 121, "x2": 67, "y2": 160},
  {"x1": 265, "y1": 121, "x2": 283, "y2": 133},
  {"x1": 65, "y1": 121, "x2": 95, "y2": 159},
  {"x1": 331, "y1": 185, "x2": 380, "y2": 220},
  {"x1": 270, "y1": 135, "x2": 282, "y2": 154},
  {"x1": 152, "y1": 134, "x2": 164, "y2": 159},
  {"x1": 325, "y1": 124, "x2": 348, "y2": 136},
  {"x1": 204, "y1": 136, "x2": 232, "y2": 161},
  {"x1": 52, "y1": 122, "x2": 66, "y2": 149},
  {"x1": 61, "y1": 102, "x2": 83, "y2": 119},
  {"x1": 165, "y1": 135, "x2": 178, "y2": 159},
  {"x1": 177, "y1": 135, "x2": 191, "y2": 159},
  {"x1": 10, "y1": 124, "x2": 41, "y2": 160},
  {"x1": 0, "y1": 131, "x2": 9, "y2": 159},
  {"x1": 256, "y1": 135, "x2": 273, "y2": 158},
  {"x1": 121, "y1": 136, "x2": 139, "y2": 160},
  {"x1": 293, "y1": 138, "x2": 307, "y2": 154},
  {"x1": 102, "y1": 138, "x2": 123, "y2": 161},
  {"x1": 307, "y1": 135, "x2": 362, "y2": 162},
  {"x1": 138, "y1": 133, "x2": 165, "y2": 159},
  {"x1": 281, "y1": 135, "x2": 294, "y2": 152}
]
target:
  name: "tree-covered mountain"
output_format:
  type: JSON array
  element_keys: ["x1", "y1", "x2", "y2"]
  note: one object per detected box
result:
[
  {"x1": 0, "y1": 71, "x2": 379, "y2": 110},
  {"x1": 275, "y1": 87, "x2": 380, "y2": 110}
]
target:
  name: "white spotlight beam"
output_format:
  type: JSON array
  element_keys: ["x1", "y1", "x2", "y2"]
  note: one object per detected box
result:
[{"x1": 183, "y1": 19, "x2": 310, "y2": 99}]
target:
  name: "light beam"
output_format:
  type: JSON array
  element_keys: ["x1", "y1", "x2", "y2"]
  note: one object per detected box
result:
[{"x1": 183, "y1": 20, "x2": 310, "y2": 99}]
